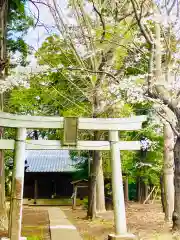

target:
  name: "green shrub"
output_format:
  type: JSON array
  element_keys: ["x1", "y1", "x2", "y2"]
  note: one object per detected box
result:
[{"x1": 82, "y1": 197, "x2": 88, "y2": 209}]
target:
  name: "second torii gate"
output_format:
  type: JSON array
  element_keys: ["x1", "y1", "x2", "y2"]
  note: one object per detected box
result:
[{"x1": 0, "y1": 112, "x2": 146, "y2": 240}]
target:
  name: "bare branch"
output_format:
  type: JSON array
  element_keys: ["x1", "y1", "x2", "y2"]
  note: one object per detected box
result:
[
  {"x1": 157, "y1": 110, "x2": 180, "y2": 137},
  {"x1": 168, "y1": 0, "x2": 177, "y2": 15},
  {"x1": 92, "y1": 0, "x2": 105, "y2": 43},
  {"x1": 130, "y1": 0, "x2": 153, "y2": 45},
  {"x1": 28, "y1": 0, "x2": 40, "y2": 27},
  {"x1": 65, "y1": 67, "x2": 118, "y2": 81},
  {"x1": 177, "y1": 0, "x2": 179, "y2": 17},
  {"x1": 32, "y1": 0, "x2": 54, "y2": 10},
  {"x1": 48, "y1": 0, "x2": 87, "y2": 69},
  {"x1": 118, "y1": 12, "x2": 134, "y2": 21},
  {"x1": 149, "y1": 84, "x2": 177, "y2": 114},
  {"x1": 139, "y1": 0, "x2": 145, "y2": 20},
  {"x1": 147, "y1": 44, "x2": 154, "y2": 89}
]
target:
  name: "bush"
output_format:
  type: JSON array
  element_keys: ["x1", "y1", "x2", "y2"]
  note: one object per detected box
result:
[{"x1": 82, "y1": 197, "x2": 88, "y2": 209}]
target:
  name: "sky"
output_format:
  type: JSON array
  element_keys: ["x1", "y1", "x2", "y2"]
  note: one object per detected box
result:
[
  {"x1": 24, "y1": 0, "x2": 67, "y2": 50},
  {"x1": 12, "y1": 0, "x2": 93, "y2": 70},
  {"x1": 24, "y1": 0, "x2": 93, "y2": 50},
  {"x1": 21, "y1": 0, "x2": 68, "y2": 67}
]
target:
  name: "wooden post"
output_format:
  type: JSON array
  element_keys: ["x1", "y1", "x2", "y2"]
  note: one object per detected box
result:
[
  {"x1": 34, "y1": 179, "x2": 38, "y2": 204},
  {"x1": 108, "y1": 131, "x2": 135, "y2": 240},
  {"x1": 10, "y1": 128, "x2": 26, "y2": 240}
]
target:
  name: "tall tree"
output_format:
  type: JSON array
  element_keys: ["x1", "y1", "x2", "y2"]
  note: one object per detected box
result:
[
  {"x1": 0, "y1": 0, "x2": 33, "y2": 230},
  {"x1": 154, "y1": 16, "x2": 174, "y2": 221},
  {"x1": 130, "y1": 0, "x2": 180, "y2": 229},
  {"x1": 0, "y1": 0, "x2": 8, "y2": 231},
  {"x1": 39, "y1": 0, "x2": 138, "y2": 219},
  {"x1": 96, "y1": 156, "x2": 106, "y2": 213}
]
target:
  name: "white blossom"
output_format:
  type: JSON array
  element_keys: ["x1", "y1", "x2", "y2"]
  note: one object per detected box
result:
[{"x1": 35, "y1": 96, "x2": 41, "y2": 100}]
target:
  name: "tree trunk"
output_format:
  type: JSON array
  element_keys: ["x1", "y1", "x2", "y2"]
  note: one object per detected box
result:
[
  {"x1": 149, "y1": 185, "x2": 153, "y2": 200},
  {"x1": 139, "y1": 181, "x2": 148, "y2": 203},
  {"x1": 88, "y1": 148, "x2": 99, "y2": 219},
  {"x1": 88, "y1": 84, "x2": 106, "y2": 219},
  {"x1": 0, "y1": 0, "x2": 8, "y2": 232},
  {"x1": 164, "y1": 123, "x2": 174, "y2": 222},
  {"x1": 153, "y1": 16, "x2": 174, "y2": 217},
  {"x1": 0, "y1": 150, "x2": 8, "y2": 230},
  {"x1": 140, "y1": 181, "x2": 144, "y2": 203},
  {"x1": 144, "y1": 183, "x2": 148, "y2": 203},
  {"x1": 96, "y1": 156, "x2": 106, "y2": 213},
  {"x1": 88, "y1": 129, "x2": 102, "y2": 219},
  {"x1": 160, "y1": 174, "x2": 165, "y2": 213},
  {"x1": 124, "y1": 177, "x2": 129, "y2": 202},
  {"x1": 136, "y1": 177, "x2": 141, "y2": 202},
  {"x1": 173, "y1": 137, "x2": 180, "y2": 229}
]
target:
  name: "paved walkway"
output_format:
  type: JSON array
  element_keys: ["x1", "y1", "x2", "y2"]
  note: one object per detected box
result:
[{"x1": 48, "y1": 207, "x2": 83, "y2": 240}]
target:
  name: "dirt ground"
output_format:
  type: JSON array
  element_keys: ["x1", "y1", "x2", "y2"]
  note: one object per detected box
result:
[
  {"x1": 1, "y1": 203, "x2": 179, "y2": 240},
  {"x1": 22, "y1": 206, "x2": 50, "y2": 240},
  {"x1": 0, "y1": 206, "x2": 51, "y2": 240},
  {"x1": 62, "y1": 202, "x2": 178, "y2": 240}
]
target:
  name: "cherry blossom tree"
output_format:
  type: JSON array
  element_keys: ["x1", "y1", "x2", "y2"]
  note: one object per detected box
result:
[{"x1": 130, "y1": 0, "x2": 180, "y2": 228}]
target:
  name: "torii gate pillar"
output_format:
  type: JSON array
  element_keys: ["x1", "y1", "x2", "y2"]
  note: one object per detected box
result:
[
  {"x1": 9, "y1": 128, "x2": 26, "y2": 240},
  {"x1": 108, "y1": 130, "x2": 135, "y2": 240}
]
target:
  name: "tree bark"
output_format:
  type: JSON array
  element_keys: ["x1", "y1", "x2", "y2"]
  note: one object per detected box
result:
[
  {"x1": 154, "y1": 11, "x2": 175, "y2": 222},
  {"x1": 144, "y1": 183, "x2": 148, "y2": 203},
  {"x1": 163, "y1": 123, "x2": 174, "y2": 221},
  {"x1": 140, "y1": 181, "x2": 144, "y2": 203},
  {"x1": 136, "y1": 177, "x2": 141, "y2": 202},
  {"x1": 160, "y1": 174, "x2": 165, "y2": 213},
  {"x1": 88, "y1": 85, "x2": 106, "y2": 219},
  {"x1": 138, "y1": 181, "x2": 148, "y2": 203},
  {"x1": 96, "y1": 156, "x2": 106, "y2": 213},
  {"x1": 173, "y1": 137, "x2": 180, "y2": 229},
  {"x1": 88, "y1": 147, "x2": 99, "y2": 219},
  {"x1": 124, "y1": 177, "x2": 129, "y2": 202}
]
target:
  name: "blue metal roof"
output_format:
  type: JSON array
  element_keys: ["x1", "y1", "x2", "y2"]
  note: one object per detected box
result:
[{"x1": 25, "y1": 150, "x2": 77, "y2": 173}]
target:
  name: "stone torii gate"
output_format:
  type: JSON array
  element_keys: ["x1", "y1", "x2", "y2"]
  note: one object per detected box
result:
[{"x1": 0, "y1": 112, "x2": 146, "y2": 240}]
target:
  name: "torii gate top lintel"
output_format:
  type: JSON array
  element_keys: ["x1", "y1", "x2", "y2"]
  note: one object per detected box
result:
[{"x1": 0, "y1": 111, "x2": 147, "y2": 130}]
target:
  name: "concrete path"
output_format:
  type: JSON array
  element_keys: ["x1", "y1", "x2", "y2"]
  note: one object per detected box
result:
[{"x1": 48, "y1": 207, "x2": 83, "y2": 240}]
